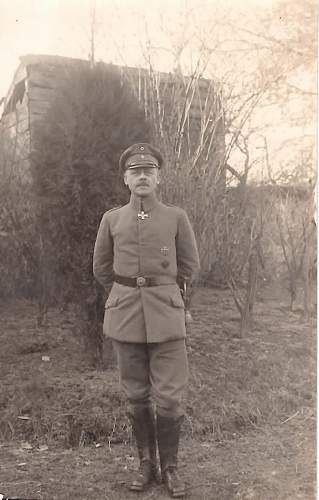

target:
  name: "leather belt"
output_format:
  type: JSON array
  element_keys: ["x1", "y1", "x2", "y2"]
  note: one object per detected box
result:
[{"x1": 114, "y1": 274, "x2": 177, "y2": 288}]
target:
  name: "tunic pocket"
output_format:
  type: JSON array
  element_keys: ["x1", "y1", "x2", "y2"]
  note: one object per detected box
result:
[{"x1": 170, "y1": 293, "x2": 185, "y2": 308}]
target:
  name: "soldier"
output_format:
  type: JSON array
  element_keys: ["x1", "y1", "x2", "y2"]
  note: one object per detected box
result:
[{"x1": 93, "y1": 143, "x2": 200, "y2": 498}]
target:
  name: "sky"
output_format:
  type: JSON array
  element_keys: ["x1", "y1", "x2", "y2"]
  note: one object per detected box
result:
[
  {"x1": 0, "y1": 0, "x2": 315, "y2": 182},
  {"x1": 0, "y1": 0, "x2": 279, "y2": 99}
]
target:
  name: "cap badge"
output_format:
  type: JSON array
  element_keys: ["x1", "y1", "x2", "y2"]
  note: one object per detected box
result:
[{"x1": 140, "y1": 146, "x2": 144, "y2": 150}]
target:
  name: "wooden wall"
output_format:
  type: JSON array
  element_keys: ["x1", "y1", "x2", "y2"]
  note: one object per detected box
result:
[
  {"x1": 0, "y1": 55, "x2": 225, "y2": 184},
  {"x1": 0, "y1": 63, "x2": 31, "y2": 182}
]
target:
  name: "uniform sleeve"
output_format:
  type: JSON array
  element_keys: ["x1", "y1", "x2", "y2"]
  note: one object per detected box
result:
[
  {"x1": 93, "y1": 213, "x2": 114, "y2": 291},
  {"x1": 176, "y1": 209, "x2": 200, "y2": 282}
]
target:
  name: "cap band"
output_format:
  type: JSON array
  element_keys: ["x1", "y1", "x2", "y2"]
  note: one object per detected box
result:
[
  {"x1": 119, "y1": 143, "x2": 163, "y2": 173},
  {"x1": 125, "y1": 154, "x2": 159, "y2": 169}
]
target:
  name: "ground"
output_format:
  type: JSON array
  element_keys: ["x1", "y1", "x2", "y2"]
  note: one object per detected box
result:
[{"x1": 0, "y1": 285, "x2": 316, "y2": 500}]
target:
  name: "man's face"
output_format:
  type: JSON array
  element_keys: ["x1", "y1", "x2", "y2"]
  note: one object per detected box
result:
[{"x1": 124, "y1": 166, "x2": 160, "y2": 197}]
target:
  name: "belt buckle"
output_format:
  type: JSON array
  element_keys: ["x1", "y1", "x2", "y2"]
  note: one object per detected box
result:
[{"x1": 136, "y1": 276, "x2": 146, "y2": 287}]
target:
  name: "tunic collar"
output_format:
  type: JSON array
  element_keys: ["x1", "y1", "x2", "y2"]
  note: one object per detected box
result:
[{"x1": 129, "y1": 193, "x2": 159, "y2": 212}]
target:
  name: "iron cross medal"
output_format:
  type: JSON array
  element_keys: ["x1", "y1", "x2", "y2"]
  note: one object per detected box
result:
[{"x1": 138, "y1": 211, "x2": 149, "y2": 220}]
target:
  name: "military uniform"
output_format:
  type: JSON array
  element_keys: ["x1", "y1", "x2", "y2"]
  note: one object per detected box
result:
[
  {"x1": 93, "y1": 196, "x2": 199, "y2": 343},
  {"x1": 93, "y1": 143, "x2": 200, "y2": 498}
]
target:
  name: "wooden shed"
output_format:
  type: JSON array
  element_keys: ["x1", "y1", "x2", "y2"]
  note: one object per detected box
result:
[{"x1": 0, "y1": 54, "x2": 224, "y2": 183}]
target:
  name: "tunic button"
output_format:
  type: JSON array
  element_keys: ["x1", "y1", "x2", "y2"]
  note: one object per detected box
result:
[{"x1": 136, "y1": 277, "x2": 146, "y2": 287}]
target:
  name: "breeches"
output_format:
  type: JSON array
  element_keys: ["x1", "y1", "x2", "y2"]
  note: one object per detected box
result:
[{"x1": 112, "y1": 339, "x2": 189, "y2": 418}]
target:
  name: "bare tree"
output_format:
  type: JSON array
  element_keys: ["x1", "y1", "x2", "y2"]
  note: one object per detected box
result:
[
  {"x1": 276, "y1": 186, "x2": 315, "y2": 312},
  {"x1": 89, "y1": 0, "x2": 96, "y2": 68}
]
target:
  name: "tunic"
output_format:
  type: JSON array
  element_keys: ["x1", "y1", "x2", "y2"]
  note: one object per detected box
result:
[{"x1": 93, "y1": 193, "x2": 200, "y2": 342}]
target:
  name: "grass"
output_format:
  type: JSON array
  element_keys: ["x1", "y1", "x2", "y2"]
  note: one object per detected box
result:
[{"x1": 0, "y1": 284, "x2": 316, "y2": 499}]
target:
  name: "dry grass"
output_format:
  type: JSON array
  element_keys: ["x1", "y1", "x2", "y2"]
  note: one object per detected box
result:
[{"x1": 0, "y1": 285, "x2": 316, "y2": 499}]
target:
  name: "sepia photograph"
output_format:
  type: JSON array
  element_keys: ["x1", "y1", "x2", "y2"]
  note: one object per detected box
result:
[{"x1": 0, "y1": 0, "x2": 316, "y2": 499}]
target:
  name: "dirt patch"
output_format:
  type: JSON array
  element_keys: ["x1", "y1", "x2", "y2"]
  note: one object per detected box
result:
[{"x1": 0, "y1": 286, "x2": 316, "y2": 499}]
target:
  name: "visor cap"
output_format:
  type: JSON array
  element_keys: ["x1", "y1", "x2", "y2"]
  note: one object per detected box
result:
[{"x1": 119, "y1": 143, "x2": 163, "y2": 173}]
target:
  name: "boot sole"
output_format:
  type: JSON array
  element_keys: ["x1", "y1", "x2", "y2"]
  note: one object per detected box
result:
[
  {"x1": 129, "y1": 474, "x2": 157, "y2": 492},
  {"x1": 164, "y1": 483, "x2": 186, "y2": 498}
]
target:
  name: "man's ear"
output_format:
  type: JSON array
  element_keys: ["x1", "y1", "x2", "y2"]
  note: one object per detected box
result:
[{"x1": 123, "y1": 172, "x2": 128, "y2": 185}]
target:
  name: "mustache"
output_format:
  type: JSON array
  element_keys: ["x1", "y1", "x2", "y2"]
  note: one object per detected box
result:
[{"x1": 137, "y1": 182, "x2": 149, "y2": 186}]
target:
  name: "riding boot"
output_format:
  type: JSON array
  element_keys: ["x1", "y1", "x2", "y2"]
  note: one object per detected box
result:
[
  {"x1": 128, "y1": 406, "x2": 158, "y2": 491},
  {"x1": 157, "y1": 414, "x2": 186, "y2": 498}
]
